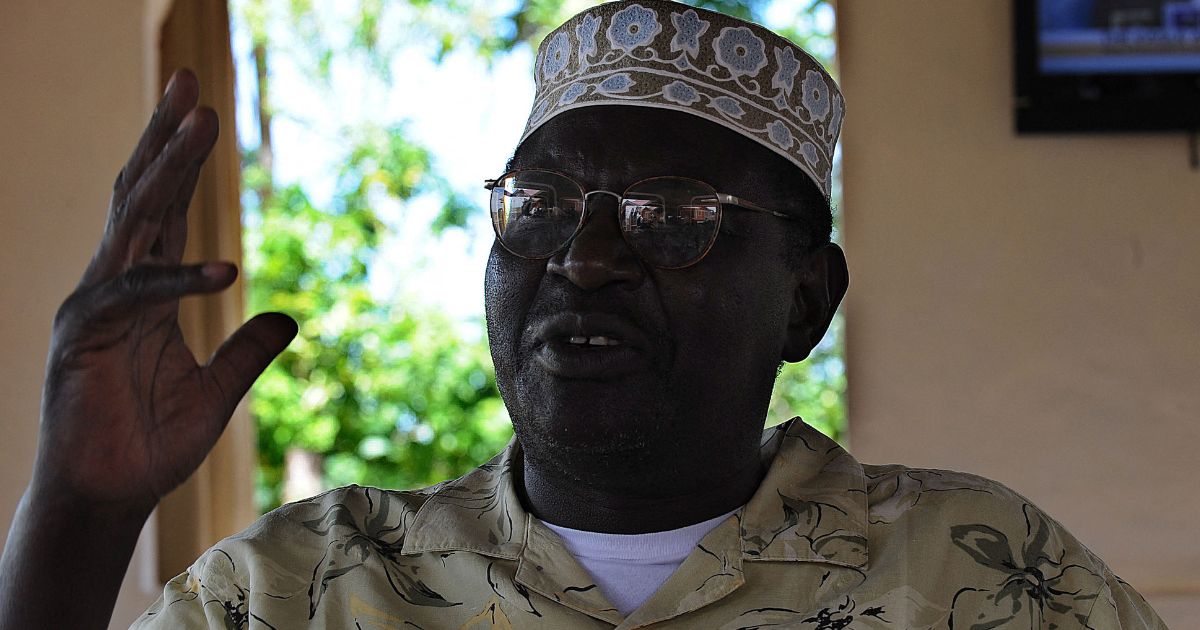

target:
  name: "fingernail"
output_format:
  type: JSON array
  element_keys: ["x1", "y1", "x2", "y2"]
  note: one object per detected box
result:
[
  {"x1": 178, "y1": 110, "x2": 198, "y2": 134},
  {"x1": 164, "y1": 72, "x2": 178, "y2": 97},
  {"x1": 202, "y1": 263, "x2": 229, "y2": 279}
]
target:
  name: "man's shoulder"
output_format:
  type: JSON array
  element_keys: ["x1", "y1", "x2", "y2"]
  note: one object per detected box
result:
[
  {"x1": 232, "y1": 482, "x2": 445, "y2": 548},
  {"x1": 271, "y1": 482, "x2": 444, "y2": 523},
  {"x1": 859, "y1": 463, "x2": 1113, "y2": 586},
  {"x1": 190, "y1": 483, "x2": 445, "y2": 584},
  {"x1": 862, "y1": 462, "x2": 1026, "y2": 507},
  {"x1": 861, "y1": 462, "x2": 1071, "y2": 535},
  {"x1": 132, "y1": 483, "x2": 457, "y2": 628},
  {"x1": 154, "y1": 485, "x2": 432, "y2": 608},
  {"x1": 856, "y1": 463, "x2": 1166, "y2": 628}
]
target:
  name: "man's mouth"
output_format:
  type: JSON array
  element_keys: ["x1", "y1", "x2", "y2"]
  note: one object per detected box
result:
[
  {"x1": 530, "y1": 313, "x2": 649, "y2": 379},
  {"x1": 532, "y1": 312, "x2": 645, "y2": 349},
  {"x1": 565, "y1": 335, "x2": 622, "y2": 347}
]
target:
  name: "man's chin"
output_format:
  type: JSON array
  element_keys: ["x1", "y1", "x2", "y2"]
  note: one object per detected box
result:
[{"x1": 510, "y1": 371, "x2": 673, "y2": 456}]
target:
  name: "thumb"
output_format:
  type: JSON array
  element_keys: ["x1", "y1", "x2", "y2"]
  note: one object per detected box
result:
[{"x1": 205, "y1": 312, "x2": 298, "y2": 412}]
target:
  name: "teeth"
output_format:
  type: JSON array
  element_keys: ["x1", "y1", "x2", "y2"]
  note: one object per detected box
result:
[{"x1": 565, "y1": 336, "x2": 622, "y2": 346}]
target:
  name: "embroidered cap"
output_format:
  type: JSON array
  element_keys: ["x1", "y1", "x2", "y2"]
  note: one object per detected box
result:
[{"x1": 520, "y1": 0, "x2": 844, "y2": 199}]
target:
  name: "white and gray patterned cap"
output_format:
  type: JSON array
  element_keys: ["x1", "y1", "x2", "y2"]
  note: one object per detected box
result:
[{"x1": 520, "y1": 0, "x2": 844, "y2": 199}]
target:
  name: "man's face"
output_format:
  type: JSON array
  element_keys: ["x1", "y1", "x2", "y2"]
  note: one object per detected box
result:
[{"x1": 484, "y1": 107, "x2": 816, "y2": 473}]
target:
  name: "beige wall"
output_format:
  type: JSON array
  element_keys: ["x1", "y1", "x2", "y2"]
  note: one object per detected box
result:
[
  {"x1": 0, "y1": 0, "x2": 166, "y2": 626},
  {"x1": 839, "y1": 1, "x2": 1199, "y2": 624}
]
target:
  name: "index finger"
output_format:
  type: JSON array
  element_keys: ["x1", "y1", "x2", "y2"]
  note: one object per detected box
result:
[
  {"x1": 110, "y1": 69, "x2": 200, "y2": 203},
  {"x1": 85, "y1": 69, "x2": 202, "y2": 285}
]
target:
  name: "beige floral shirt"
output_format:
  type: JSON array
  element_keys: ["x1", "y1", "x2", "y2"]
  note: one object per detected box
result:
[{"x1": 132, "y1": 419, "x2": 1165, "y2": 629}]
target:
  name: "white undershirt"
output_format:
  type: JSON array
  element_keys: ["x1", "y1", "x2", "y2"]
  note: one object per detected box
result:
[{"x1": 541, "y1": 509, "x2": 739, "y2": 617}]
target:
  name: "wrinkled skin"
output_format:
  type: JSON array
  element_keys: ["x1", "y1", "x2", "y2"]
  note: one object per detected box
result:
[
  {"x1": 0, "y1": 70, "x2": 297, "y2": 630},
  {"x1": 485, "y1": 106, "x2": 848, "y2": 533},
  {"x1": 33, "y1": 71, "x2": 298, "y2": 512}
]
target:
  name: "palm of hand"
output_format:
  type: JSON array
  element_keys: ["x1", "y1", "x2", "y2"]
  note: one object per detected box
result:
[{"x1": 44, "y1": 305, "x2": 218, "y2": 505}]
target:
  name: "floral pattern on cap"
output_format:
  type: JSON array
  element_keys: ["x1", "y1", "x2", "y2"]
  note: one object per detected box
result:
[
  {"x1": 670, "y1": 9, "x2": 709, "y2": 58},
  {"x1": 521, "y1": 0, "x2": 844, "y2": 199},
  {"x1": 714, "y1": 26, "x2": 768, "y2": 79},
  {"x1": 606, "y1": 3, "x2": 662, "y2": 52}
]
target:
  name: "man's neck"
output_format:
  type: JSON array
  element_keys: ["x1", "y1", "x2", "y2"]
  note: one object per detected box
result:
[{"x1": 517, "y1": 441, "x2": 765, "y2": 534}]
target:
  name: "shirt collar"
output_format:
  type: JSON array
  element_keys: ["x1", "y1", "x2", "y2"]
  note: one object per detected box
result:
[
  {"x1": 402, "y1": 418, "x2": 868, "y2": 570},
  {"x1": 740, "y1": 418, "x2": 869, "y2": 568},
  {"x1": 401, "y1": 445, "x2": 527, "y2": 559}
]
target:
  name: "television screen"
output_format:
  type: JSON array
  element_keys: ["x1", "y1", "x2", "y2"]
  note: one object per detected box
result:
[
  {"x1": 1015, "y1": 0, "x2": 1200, "y2": 132},
  {"x1": 1040, "y1": 0, "x2": 1200, "y2": 74}
]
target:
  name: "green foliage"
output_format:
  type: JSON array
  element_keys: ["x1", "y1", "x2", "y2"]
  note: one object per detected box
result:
[
  {"x1": 243, "y1": 128, "x2": 512, "y2": 510},
  {"x1": 237, "y1": 1, "x2": 513, "y2": 508},
  {"x1": 768, "y1": 315, "x2": 845, "y2": 440}
]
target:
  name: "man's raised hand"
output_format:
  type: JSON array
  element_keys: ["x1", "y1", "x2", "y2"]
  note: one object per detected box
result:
[
  {"x1": 0, "y1": 68, "x2": 296, "y2": 630},
  {"x1": 33, "y1": 69, "x2": 297, "y2": 512}
]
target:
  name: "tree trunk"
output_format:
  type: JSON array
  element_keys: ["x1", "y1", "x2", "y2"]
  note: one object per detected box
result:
[
  {"x1": 282, "y1": 447, "x2": 325, "y2": 503},
  {"x1": 248, "y1": 19, "x2": 325, "y2": 504},
  {"x1": 252, "y1": 40, "x2": 273, "y2": 205}
]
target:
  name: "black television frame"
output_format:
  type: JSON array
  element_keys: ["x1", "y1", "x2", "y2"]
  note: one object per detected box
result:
[{"x1": 1014, "y1": 0, "x2": 1200, "y2": 133}]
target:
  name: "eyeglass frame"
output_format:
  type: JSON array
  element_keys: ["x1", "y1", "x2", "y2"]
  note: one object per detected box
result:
[{"x1": 483, "y1": 168, "x2": 793, "y2": 269}]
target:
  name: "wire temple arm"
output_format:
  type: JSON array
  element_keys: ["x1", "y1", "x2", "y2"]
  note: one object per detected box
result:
[{"x1": 716, "y1": 193, "x2": 792, "y2": 219}]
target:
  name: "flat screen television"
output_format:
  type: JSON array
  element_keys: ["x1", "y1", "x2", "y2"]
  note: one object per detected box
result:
[{"x1": 1014, "y1": 0, "x2": 1200, "y2": 132}]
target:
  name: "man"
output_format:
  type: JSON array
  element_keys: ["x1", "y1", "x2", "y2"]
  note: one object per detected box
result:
[{"x1": 0, "y1": 1, "x2": 1166, "y2": 628}]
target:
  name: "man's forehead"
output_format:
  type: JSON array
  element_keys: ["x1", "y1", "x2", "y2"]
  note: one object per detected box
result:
[{"x1": 508, "y1": 105, "x2": 802, "y2": 198}]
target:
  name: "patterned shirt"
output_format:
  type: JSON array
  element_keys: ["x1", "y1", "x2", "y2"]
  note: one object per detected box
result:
[{"x1": 132, "y1": 419, "x2": 1165, "y2": 629}]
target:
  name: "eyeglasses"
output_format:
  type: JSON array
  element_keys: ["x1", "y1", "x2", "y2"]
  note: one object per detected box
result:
[{"x1": 484, "y1": 169, "x2": 790, "y2": 269}]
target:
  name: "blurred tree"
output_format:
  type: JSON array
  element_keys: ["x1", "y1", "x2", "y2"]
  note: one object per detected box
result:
[
  {"x1": 235, "y1": 0, "x2": 842, "y2": 513},
  {"x1": 239, "y1": 0, "x2": 509, "y2": 510}
]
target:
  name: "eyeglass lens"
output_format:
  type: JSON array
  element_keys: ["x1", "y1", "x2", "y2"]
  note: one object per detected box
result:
[{"x1": 489, "y1": 170, "x2": 721, "y2": 269}]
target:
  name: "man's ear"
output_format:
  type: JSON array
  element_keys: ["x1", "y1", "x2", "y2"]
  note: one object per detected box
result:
[{"x1": 781, "y1": 243, "x2": 848, "y2": 363}]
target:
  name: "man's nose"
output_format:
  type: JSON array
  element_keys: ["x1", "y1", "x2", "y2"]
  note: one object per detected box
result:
[{"x1": 546, "y1": 193, "x2": 643, "y2": 291}]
